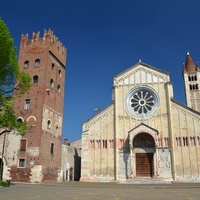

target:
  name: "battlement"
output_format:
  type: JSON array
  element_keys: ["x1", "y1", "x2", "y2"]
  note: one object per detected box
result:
[{"x1": 20, "y1": 29, "x2": 67, "y2": 65}]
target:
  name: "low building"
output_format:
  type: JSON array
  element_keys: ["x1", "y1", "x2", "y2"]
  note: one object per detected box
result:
[{"x1": 61, "y1": 139, "x2": 81, "y2": 181}]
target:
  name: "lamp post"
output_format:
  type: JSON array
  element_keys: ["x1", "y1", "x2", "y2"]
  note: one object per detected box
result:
[{"x1": 0, "y1": 132, "x2": 6, "y2": 181}]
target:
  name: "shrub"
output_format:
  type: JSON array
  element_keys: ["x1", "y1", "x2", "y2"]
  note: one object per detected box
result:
[{"x1": 0, "y1": 180, "x2": 8, "y2": 187}]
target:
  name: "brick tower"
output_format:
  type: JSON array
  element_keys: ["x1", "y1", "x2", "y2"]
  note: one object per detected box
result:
[
  {"x1": 183, "y1": 52, "x2": 200, "y2": 112},
  {"x1": 12, "y1": 30, "x2": 67, "y2": 182}
]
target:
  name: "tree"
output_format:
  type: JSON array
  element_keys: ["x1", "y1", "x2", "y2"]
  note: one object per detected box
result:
[{"x1": 0, "y1": 18, "x2": 31, "y2": 136}]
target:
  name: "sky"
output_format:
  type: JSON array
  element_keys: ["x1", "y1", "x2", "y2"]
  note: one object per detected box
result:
[{"x1": 1, "y1": 0, "x2": 200, "y2": 142}]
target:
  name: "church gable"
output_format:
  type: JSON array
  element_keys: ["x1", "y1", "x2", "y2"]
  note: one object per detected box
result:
[{"x1": 113, "y1": 62, "x2": 170, "y2": 86}]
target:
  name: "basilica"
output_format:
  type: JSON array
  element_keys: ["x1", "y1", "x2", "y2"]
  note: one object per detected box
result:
[{"x1": 81, "y1": 53, "x2": 200, "y2": 182}]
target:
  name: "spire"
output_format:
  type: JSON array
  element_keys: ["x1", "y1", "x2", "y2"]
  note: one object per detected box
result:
[{"x1": 184, "y1": 52, "x2": 196, "y2": 72}]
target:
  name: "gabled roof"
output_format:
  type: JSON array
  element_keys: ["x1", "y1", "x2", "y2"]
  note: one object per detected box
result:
[
  {"x1": 171, "y1": 98, "x2": 200, "y2": 116},
  {"x1": 113, "y1": 61, "x2": 170, "y2": 80},
  {"x1": 128, "y1": 122, "x2": 158, "y2": 134}
]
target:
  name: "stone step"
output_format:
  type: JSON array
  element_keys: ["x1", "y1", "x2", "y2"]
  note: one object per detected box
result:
[{"x1": 118, "y1": 178, "x2": 172, "y2": 184}]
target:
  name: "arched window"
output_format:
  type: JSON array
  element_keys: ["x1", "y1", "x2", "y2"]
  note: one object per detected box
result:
[
  {"x1": 59, "y1": 70, "x2": 61, "y2": 77},
  {"x1": 17, "y1": 118, "x2": 23, "y2": 123},
  {"x1": 196, "y1": 84, "x2": 199, "y2": 90},
  {"x1": 57, "y1": 85, "x2": 60, "y2": 93},
  {"x1": 35, "y1": 59, "x2": 40, "y2": 67},
  {"x1": 33, "y1": 75, "x2": 38, "y2": 84},
  {"x1": 50, "y1": 79, "x2": 54, "y2": 88},
  {"x1": 47, "y1": 119, "x2": 51, "y2": 129},
  {"x1": 188, "y1": 76, "x2": 191, "y2": 81},
  {"x1": 24, "y1": 60, "x2": 29, "y2": 69}
]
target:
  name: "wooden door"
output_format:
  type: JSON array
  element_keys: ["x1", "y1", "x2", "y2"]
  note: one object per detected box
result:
[{"x1": 136, "y1": 153, "x2": 154, "y2": 177}]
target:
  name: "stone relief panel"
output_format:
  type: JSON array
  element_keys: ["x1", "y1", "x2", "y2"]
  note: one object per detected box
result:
[{"x1": 157, "y1": 148, "x2": 172, "y2": 177}]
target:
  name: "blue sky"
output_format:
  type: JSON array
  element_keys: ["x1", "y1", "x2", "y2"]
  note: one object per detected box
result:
[{"x1": 1, "y1": 0, "x2": 200, "y2": 142}]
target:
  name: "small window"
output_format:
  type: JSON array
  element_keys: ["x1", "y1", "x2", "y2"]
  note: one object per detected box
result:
[
  {"x1": 24, "y1": 61, "x2": 29, "y2": 69},
  {"x1": 25, "y1": 99, "x2": 30, "y2": 110},
  {"x1": 20, "y1": 139, "x2": 27, "y2": 151},
  {"x1": 103, "y1": 140, "x2": 107, "y2": 148},
  {"x1": 50, "y1": 79, "x2": 54, "y2": 88},
  {"x1": 19, "y1": 158, "x2": 26, "y2": 168},
  {"x1": 164, "y1": 137, "x2": 169, "y2": 147},
  {"x1": 59, "y1": 70, "x2": 61, "y2": 77},
  {"x1": 52, "y1": 63, "x2": 55, "y2": 70},
  {"x1": 176, "y1": 137, "x2": 181, "y2": 146},
  {"x1": 33, "y1": 75, "x2": 38, "y2": 84},
  {"x1": 55, "y1": 124, "x2": 59, "y2": 130},
  {"x1": 47, "y1": 119, "x2": 51, "y2": 129},
  {"x1": 190, "y1": 137, "x2": 196, "y2": 146},
  {"x1": 57, "y1": 85, "x2": 60, "y2": 93},
  {"x1": 35, "y1": 59, "x2": 40, "y2": 67},
  {"x1": 183, "y1": 137, "x2": 188, "y2": 146},
  {"x1": 50, "y1": 143, "x2": 54, "y2": 155},
  {"x1": 17, "y1": 118, "x2": 23, "y2": 123}
]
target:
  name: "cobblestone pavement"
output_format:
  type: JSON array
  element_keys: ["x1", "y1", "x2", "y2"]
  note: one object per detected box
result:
[{"x1": 1, "y1": 182, "x2": 200, "y2": 200}]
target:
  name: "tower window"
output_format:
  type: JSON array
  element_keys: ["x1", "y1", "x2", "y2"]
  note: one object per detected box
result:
[
  {"x1": 50, "y1": 143, "x2": 54, "y2": 155},
  {"x1": 57, "y1": 85, "x2": 61, "y2": 93},
  {"x1": 33, "y1": 75, "x2": 39, "y2": 84},
  {"x1": 52, "y1": 63, "x2": 55, "y2": 70},
  {"x1": 24, "y1": 60, "x2": 29, "y2": 69},
  {"x1": 59, "y1": 70, "x2": 61, "y2": 77},
  {"x1": 24, "y1": 99, "x2": 30, "y2": 110},
  {"x1": 35, "y1": 59, "x2": 40, "y2": 67},
  {"x1": 50, "y1": 79, "x2": 54, "y2": 88},
  {"x1": 47, "y1": 119, "x2": 51, "y2": 129}
]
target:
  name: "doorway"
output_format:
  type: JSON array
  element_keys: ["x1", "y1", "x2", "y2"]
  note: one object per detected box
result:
[{"x1": 136, "y1": 153, "x2": 154, "y2": 177}]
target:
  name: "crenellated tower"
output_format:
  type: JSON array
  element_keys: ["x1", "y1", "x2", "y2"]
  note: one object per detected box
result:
[
  {"x1": 12, "y1": 30, "x2": 67, "y2": 182},
  {"x1": 183, "y1": 52, "x2": 200, "y2": 112}
]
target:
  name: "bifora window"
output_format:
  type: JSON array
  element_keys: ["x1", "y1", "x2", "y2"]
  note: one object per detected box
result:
[{"x1": 126, "y1": 86, "x2": 159, "y2": 119}]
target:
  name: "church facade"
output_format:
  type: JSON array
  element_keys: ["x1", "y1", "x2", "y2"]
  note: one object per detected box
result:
[{"x1": 81, "y1": 53, "x2": 200, "y2": 183}]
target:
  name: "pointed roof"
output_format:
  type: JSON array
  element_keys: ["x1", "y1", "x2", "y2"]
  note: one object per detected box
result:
[{"x1": 183, "y1": 52, "x2": 196, "y2": 72}]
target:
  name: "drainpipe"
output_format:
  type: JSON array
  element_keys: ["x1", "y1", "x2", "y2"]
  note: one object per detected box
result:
[{"x1": 165, "y1": 82, "x2": 176, "y2": 181}]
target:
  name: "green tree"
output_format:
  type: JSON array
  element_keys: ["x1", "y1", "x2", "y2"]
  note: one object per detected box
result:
[{"x1": 0, "y1": 18, "x2": 31, "y2": 136}]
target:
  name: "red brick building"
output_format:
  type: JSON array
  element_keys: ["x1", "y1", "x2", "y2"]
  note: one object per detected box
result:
[{"x1": 0, "y1": 29, "x2": 67, "y2": 182}]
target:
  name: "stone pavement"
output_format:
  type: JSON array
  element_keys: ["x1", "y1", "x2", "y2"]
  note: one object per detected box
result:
[{"x1": 1, "y1": 181, "x2": 200, "y2": 200}]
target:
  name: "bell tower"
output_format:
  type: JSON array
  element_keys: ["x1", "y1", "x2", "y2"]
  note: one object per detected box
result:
[
  {"x1": 183, "y1": 52, "x2": 200, "y2": 112},
  {"x1": 12, "y1": 29, "x2": 67, "y2": 182}
]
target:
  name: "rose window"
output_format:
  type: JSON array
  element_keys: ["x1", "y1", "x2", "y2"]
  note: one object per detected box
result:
[{"x1": 126, "y1": 87, "x2": 159, "y2": 119}]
